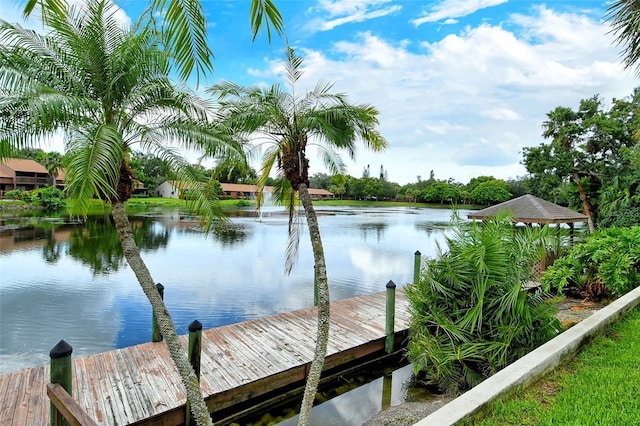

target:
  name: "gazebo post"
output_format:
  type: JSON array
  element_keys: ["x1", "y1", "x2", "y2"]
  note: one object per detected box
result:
[{"x1": 569, "y1": 223, "x2": 575, "y2": 245}]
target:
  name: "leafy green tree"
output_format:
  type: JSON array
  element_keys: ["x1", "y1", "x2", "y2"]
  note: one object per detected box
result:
[
  {"x1": 420, "y1": 181, "x2": 461, "y2": 204},
  {"x1": 309, "y1": 172, "x2": 332, "y2": 189},
  {"x1": 211, "y1": 159, "x2": 257, "y2": 183},
  {"x1": 209, "y1": 46, "x2": 386, "y2": 425},
  {"x1": 470, "y1": 182, "x2": 511, "y2": 205},
  {"x1": 0, "y1": 3, "x2": 243, "y2": 423},
  {"x1": 407, "y1": 215, "x2": 562, "y2": 393},
  {"x1": 523, "y1": 91, "x2": 640, "y2": 233}
]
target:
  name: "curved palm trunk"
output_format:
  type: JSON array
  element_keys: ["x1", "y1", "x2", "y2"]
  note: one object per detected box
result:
[
  {"x1": 297, "y1": 183, "x2": 330, "y2": 426},
  {"x1": 572, "y1": 172, "x2": 595, "y2": 233},
  {"x1": 111, "y1": 202, "x2": 213, "y2": 426}
]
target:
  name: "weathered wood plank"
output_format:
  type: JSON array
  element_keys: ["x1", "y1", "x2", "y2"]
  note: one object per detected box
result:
[
  {"x1": 0, "y1": 289, "x2": 411, "y2": 426},
  {"x1": 47, "y1": 383, "x2": 98, "y2": 426}
]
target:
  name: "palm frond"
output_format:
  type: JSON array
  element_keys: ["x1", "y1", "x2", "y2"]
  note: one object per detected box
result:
[{"x1": 249, "y1": 0, "x2": 285, "y2": 42}]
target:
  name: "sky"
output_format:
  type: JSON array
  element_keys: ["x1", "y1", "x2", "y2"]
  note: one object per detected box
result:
[{"x1": 1, "y1": 0, "x2": 637, "y2": 185}]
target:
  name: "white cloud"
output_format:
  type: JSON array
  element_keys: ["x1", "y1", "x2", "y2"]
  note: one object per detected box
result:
[
  {"x1": 306, "y1": 0, "x2": 402, "y2": 32},
  {"x1": 252, "y1": 5, "x2": 635, "y2": 185},
  {"x1": 412, "y1": 0, "x2": 508, "y2": 26}
]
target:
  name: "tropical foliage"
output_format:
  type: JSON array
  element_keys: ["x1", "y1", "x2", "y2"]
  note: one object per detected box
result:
[
  {"x1": 541, "y1": 226, "x2": 640, "y2": 298},
  {"x1": 209, "y1": 46, "x2": 386, "y2": 425},
  {"x1": 407, "y1": 215, "x2": 562, "y2": 394},
  {"x1": 522, "y1": 88, "x2": 640, "y2": 231},
  {"x1": 0, "y1": 1, "x2": 246, "y2": 423}
]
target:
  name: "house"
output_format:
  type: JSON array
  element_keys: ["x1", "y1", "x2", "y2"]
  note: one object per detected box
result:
[
  {"x1": 0, "y1": 158, "x2": 51, "y2": 197},
  {"x1": 154, "y1": 180, "x2": 181, "y2": 198},
  {"x1": 154, "y1": 180, "x2": 333, "y2": 200},
  {"x1": 220, "y1": 183, "x2": 334, "y2": 200}
]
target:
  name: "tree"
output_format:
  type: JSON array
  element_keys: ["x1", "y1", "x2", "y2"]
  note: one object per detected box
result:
[
  {"x1": 0, "y1": 2, "x2": 243, "y2": 424},
  {"x1": 22, "y1": 0, "x2": 284, "y2": 83},
  {"x1": 209, "y1": 46, "x2": 387, "y2": 425},
  {"x1": 523, "y1": 91, "x2": 640, "y2": 232},
  {"x1": 470, "y1": 182, "x2": 511, "y2": 205},
  {"x1": 420, "y1": 181, "x2": 461, "y2": 204}
]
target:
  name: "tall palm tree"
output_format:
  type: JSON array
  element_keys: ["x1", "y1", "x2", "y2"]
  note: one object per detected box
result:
[
  {"x1": 22, "y1": 0, "x2": 284, "y2": 82},
  {"x1": 209, "y1": 47, "x2": 387, "y2": 425},
  {"x1": 606, "y1": 0, "x2": 640, "y2": 73},
  {"x1": 0, "y1": 2, "x2": 243, "y2": 424}
]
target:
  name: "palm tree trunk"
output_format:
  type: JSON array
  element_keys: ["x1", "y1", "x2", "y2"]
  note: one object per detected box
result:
[
  {"x1": 297, "y1": 183, "x2": 330, "y2": 426},
  {"x1": 111, "y1": 201, "x2": 213, "y2": 426},
  {"x1": 572, "y1": 173, "x2": 595, "y2": 233}
]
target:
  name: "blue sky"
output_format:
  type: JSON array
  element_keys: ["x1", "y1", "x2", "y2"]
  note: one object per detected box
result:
[{"x1": 1, "y1": 0, "x2": 637, "y2": 185}]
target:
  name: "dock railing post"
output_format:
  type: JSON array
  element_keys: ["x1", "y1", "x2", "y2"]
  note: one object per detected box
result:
[
  {"x1": 385, "y1": 280, "x2": 396, "y2": 354},
  {"x1": 413, "y1": 250, "x2": 421, "y2": 285},
  {"x1": 186, "y1": 320, "x2": 203, "y2": 426},
  {"x1": 151, "y1": 283, "x2": 164, "y2": 342},
  {"x1": 50, "y1": 340, "x2": 73, "y2": 426}
]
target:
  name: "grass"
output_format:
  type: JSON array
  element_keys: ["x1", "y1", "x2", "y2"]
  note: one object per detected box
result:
[{"x1": 468, "y1": 306, "x2": 640, "y2": 426}]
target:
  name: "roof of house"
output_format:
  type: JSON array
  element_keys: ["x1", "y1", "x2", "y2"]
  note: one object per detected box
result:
[
  {"x1": 1, "y1": 158, "x2": 49, "y2": 174},
  {"x1": 221, "y1": 183, "x2": 333, "y2": 196},
  {"x1": 467, "y1": 194, "x2": 589, "y2": 224}
]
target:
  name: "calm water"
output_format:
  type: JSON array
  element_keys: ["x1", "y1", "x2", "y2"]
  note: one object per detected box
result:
[{"x1": 0, "y1": 205, "x2": 468, "y2": 374}]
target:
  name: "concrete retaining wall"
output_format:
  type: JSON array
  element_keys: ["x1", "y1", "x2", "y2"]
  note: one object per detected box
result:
[{"x1": 414, "y1": 285, "x2": 640, "y2": 426}]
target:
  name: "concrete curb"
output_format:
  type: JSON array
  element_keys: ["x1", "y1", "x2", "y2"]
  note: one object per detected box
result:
[{"x1": 413, "y1": 285, "x2": 640, "y2": 426}]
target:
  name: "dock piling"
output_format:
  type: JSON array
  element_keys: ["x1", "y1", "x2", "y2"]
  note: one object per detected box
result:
[
  {"x1": 151, "y1": 283, "x2": 165, "y2": 342},
  {"x1": 186, "y1": 320, "x2": 203, "y2": 426},
  {"x1": 385, "y1": 280, "x2": 397, "y2": 353},
  {"x1": 413, "y1": 250, "x2": 421, "y2": 284},
  {"x1": 49, "y1": 340, "x2": 73, "y2": 426}
]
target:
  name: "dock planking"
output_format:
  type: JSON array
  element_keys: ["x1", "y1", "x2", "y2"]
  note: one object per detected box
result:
[{"x1": 0, "y1": 288, "x2": 411, "y2": 425}]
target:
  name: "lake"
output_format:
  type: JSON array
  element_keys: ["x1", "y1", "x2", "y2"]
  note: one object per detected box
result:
[{"x1": 0, "y1": 205, "x2": 469, "y2": 374}]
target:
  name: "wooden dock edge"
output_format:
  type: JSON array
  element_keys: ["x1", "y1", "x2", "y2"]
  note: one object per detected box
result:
[{"x1": 129, "y1": 331, "x2": 409, "y2": 426}]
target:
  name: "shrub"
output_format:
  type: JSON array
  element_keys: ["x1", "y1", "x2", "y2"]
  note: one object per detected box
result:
[
  {"x1": 407, "y1": 215, "x2": 562, "y2": 394},
  {"x1": 236, "y1": 199, "x2": 251, "y2": 207},
  {"x1": 31, "y1": 186, "x2": 66, "y2": 211},
  {"x1": 541, "y1": 226, "x2": 640, "y2": 298},
  {"x1": 3, "y1": 189, "x2": 24, "y2": 200}
]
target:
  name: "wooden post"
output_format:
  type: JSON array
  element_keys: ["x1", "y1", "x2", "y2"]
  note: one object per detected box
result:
[
  {"x1": 186, "y1": 320, "x2": 203, "y2": 426},
  {"x1": 151, "y1": 283, "x2": 164, "y2": 342},
  {"x1": 413, "y1": 250, "x2": 421, "y2": 285},
  {"x1": 385, "y1": 280, "x2": 396, "y2": 354},
  {"x1": 50, "y1": 340, "x2": 72, "y2": 426},
  {"x1": 381, "y1": 373, "x2": 392, "y2": 410}
]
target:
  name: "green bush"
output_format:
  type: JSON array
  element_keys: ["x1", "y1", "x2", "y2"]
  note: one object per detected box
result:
[
  {"x1": 3, "y1": 189, "x2": 24, "y2": 200},
  {"x1": 236, "y1": 199, "x2": 251, "y2": 207},
  {"x1": 407, "y1": 215, "x2": 562, "y2": 394},
  {"x1": 598, "y1": 207, "x2": 640, "y2": 228},
  {"x1": 542, "y1": 226, "x2": 640, "y2": 298},
  {"x1": 31, "y1": 186, "x2": 66, "y2": 211}
]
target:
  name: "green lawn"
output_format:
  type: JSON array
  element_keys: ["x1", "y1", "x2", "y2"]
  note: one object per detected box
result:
[{"x1": 468, "y1": 307, "x2": 640, "y2": 426}]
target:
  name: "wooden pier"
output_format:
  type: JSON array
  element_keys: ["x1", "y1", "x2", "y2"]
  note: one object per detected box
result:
[{"x1": 0, "y1": 288, "x2": 411, "y2": 425}]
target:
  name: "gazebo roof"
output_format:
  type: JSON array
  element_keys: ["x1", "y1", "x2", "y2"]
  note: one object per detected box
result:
[{"x1": 467, "y1": 194, "x2": 589, "y2": 224}]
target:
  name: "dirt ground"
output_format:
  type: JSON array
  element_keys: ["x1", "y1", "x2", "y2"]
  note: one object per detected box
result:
[{"x1": 363, "y1": 297, "x2": 606, "y2": 426}]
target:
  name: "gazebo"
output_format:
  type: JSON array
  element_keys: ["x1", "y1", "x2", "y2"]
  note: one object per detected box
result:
[
  {"x1": 467, "y1": 194, "x2": 589, "y2": 278},
  {"x1": 467, "y1": 194, "x2": 589, "y2": 227}
]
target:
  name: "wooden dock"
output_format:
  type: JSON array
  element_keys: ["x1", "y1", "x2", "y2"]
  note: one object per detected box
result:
[{"x1": 0, "y1": 288, "x2": 411, "y2": 425}]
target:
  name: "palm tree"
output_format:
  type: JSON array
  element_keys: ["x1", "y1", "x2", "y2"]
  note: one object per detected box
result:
[
  {"x1": 22, "y1": 0, "x2": 284, "y2": 82},
  {"x1": 209, "y1": 47, "x2": 387, "y2": 425},
  {"x1": 0, "y1": 2, "x2": 244, "y2": 424},
  {"x1": 606, "y1": 0, "x2": 640, "y2": 73}
]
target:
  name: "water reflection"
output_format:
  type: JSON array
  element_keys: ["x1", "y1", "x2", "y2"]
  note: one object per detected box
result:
[
  {"x1": 0, "y1": 206, "x2": 471, "y2": 373},
  {"x1": 275, "y1": 364, "x2": 415, "y2": 426}
]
